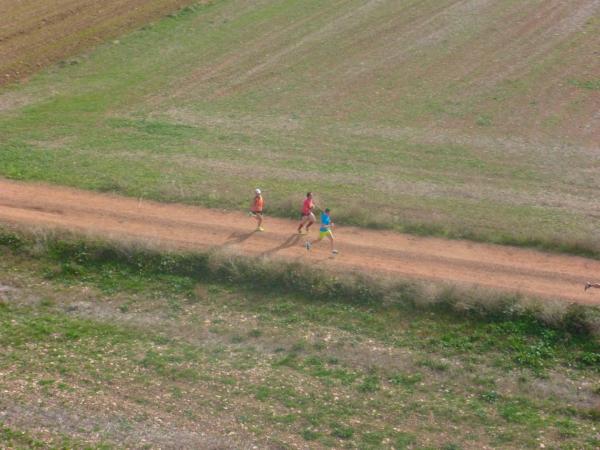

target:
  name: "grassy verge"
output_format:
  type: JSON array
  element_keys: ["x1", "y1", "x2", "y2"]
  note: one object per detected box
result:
[
  {"x1": 1, "y1": 225, "x2": 599, "y2": 338},
  {"x1": 0, "y1": 232, "x2": 599, "y2": 448}
]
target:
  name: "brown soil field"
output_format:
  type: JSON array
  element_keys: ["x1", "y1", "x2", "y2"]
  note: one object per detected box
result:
[
  {"x1": 0, "y1": 0, "x2": 196, "y2": 85},
  {"x1": 1, "y1": 178, "x2": 599, "y2": 305}
]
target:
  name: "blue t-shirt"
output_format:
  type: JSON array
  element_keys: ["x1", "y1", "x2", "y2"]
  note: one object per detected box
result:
[{"x1": 320, "y1": 213, "x2": 331, "y2": 232}]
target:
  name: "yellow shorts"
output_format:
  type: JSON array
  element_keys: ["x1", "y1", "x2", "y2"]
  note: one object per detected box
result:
[{"x1": 319, "y1": 230, "x2": 333, "y2": 239}]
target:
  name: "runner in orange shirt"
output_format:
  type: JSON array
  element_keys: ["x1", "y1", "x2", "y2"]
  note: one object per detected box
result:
[
  {"x1": 297, "y1": 192, "x2": 317, "y2": 234},
  {"x1": 250, "y1": 188, "x2": 265, "y2": 231}
]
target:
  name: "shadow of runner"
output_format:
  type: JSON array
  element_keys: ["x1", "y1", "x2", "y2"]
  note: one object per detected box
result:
[
  {"x1": 260, "y1": 233, "x2": 302, "y2": 256},
  {"x1": 223, "y1": 231, "x2": 256, "y2": 246}
]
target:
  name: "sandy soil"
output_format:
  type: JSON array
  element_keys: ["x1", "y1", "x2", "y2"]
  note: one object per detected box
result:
[{"x1": 0, "y1": 179, "x2": 599, "y2": 305}]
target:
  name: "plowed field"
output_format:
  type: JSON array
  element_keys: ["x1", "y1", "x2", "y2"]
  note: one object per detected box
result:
[{"x1": 0, "y1": 0, "x2": 195, "y2": 84}]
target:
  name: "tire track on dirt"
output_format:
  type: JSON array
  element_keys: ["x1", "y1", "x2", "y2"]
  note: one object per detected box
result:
[{"x1": 0, "y1": 178, "x2": 599, "y2": 305}]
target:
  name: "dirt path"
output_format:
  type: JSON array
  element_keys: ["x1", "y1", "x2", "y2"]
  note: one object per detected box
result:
[{"x1": 0, "y1": 178, "x2": 599, "y2": 305}]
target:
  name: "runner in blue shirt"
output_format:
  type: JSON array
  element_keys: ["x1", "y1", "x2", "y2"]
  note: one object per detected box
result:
[{"x1": 305, "y1": 208, "x2": 338, "y2": 255}]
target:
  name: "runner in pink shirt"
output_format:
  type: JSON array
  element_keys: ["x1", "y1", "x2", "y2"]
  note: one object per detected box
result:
[{"x1": 297, "y1": 192, "x2": 317, "y2": 234}]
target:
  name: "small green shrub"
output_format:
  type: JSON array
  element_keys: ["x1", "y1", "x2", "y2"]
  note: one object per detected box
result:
[
  {"x1": 248, "y1": 329, "x2": 262, "y2": 338},
  {"x1": 255, "y1": 386, "x2": 270, "y2": 401},
  {"x1": 563, "y1": 304, "x2": 596, "y2": 336},
  {"x1": 361, "y1": 431, "x2": 384, "y2": 444},
  {"x1": 580, "y1": 408, "x2": 600, "y2": 421},
  {"x1": 301, "y1": 429, "x2": 319, "y2": 441},
  {"x1": 390, "y1": 372, "x2": 422, "y2": 388},
  {"x1": 358, "y1": 374, "x2": 380, "y2": 393},
  {"x1": 441, "y1": 444, "x2": 462, "y2": 450},
  {"x1": 394, "y1": 432, "x2": 417, "y2": 449},
  {"x1": 577, "y1": 351, "x2": 600, "y2": 368},
  {"x1": 418, "y1": 358, "x2": 449, "y2": 372},
  {"x1": 0, "y1": 231, "x2": 25, "y2": 250},
  {"x1": 480, "y1": 391, "x2": 499, "y2": 403},
  {"x1": 331, "y1": 423, "x2": 354, "y2": 439}
]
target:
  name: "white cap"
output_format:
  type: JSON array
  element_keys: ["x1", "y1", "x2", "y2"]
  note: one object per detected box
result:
[{"x1": 255, "y1": 188, "x2": 261, "y2": 195}]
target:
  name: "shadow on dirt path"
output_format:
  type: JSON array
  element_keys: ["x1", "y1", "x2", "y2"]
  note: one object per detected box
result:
[{"x1": 0, "y1": 178, "x2": 599, "y2": 305}]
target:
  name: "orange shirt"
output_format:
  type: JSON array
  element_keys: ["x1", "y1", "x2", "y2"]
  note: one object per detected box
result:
[{"x1": 252, "y1": 195, "x2": 264, "y2": 212}]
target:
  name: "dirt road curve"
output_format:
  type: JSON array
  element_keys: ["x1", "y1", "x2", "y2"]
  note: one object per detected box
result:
[{"x1": 0, "y1": 179, "x2": 599, "y2": 305}]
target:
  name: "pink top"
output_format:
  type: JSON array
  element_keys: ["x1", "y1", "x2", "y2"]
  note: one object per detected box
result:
[{"x1": 302, "y1": 198, "x2": 314, "y2": 215}]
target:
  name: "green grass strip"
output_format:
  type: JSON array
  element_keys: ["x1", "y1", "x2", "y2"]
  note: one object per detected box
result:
[{"x1": 1, "y1": 225, "x2": 599, "y2": 338}]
